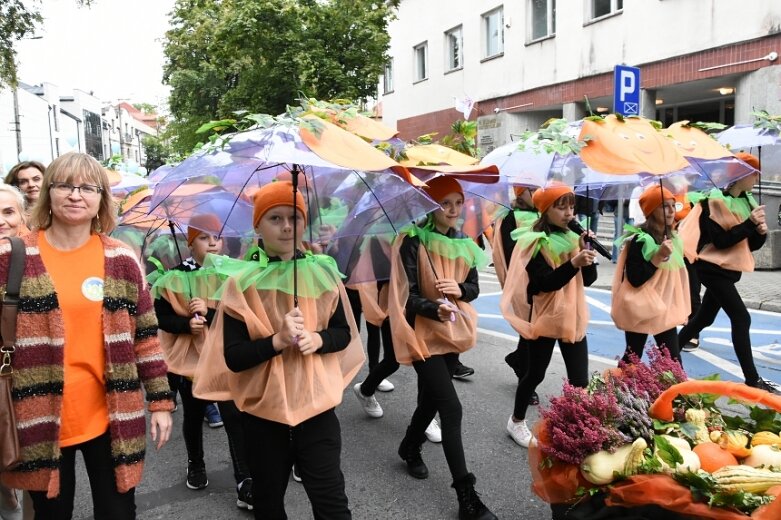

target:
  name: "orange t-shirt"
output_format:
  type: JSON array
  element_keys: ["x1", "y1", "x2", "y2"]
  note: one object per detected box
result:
[{"x1": 38, "y1": 231, "x2": 109, "y2": 447}]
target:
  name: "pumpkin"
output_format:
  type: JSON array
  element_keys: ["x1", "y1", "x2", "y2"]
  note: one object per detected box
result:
[
  {"x1": 665, "y1": 121, "x2": 733, "y2": 160},
  {"x1": 578, "y1": 115, "x2": 690, "y2": 175},
  {"x1": 692, "y1": 442, "x2": 739, "y2": 473},
  {"x1": 742, "y1": 444, "x2": 781, "y2": 470}
]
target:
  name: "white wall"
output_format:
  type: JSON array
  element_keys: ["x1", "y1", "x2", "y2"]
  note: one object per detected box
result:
[
  {"x1": 382, "y1": 0, "x2": 781, "y2": 127},
  {"x1": 0, "y1": 87, "x2": 56, "y2": 174}
]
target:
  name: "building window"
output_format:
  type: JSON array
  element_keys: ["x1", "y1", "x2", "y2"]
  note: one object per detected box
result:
[
  {"x1": 383, "y1": 60, "x2": 394, "y2": 93},
  {"x1": 445, "y1": 26, "x2": 463, "y2": 71},
  {"x1": 590, "y1": 0, "x2": 622, "y2": 20},
  {"x1": 529, "y1": 0, "x2": 555, "y2": 41},
  {"x1": 482, "y1": 7, "x2": 504, "y2": 58},
  {"x1": 413, "y1": 42, "x2": 428, "y2": 82}
]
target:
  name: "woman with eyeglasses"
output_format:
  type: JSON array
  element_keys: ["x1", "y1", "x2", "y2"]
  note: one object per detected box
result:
[{"x1": 0, "y1": 153, "x2": 174, "y2": 519}]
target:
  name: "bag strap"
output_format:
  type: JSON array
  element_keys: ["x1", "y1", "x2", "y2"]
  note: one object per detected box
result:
[{"x1": 0, "y1": 236, "x2": 25, "y2": 376}]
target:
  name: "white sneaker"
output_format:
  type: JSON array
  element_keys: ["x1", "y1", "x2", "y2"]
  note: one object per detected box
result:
[
  {"x1": 353, "y1": 383, "x2": 383, "y2": 418},
  {"x1": 424, "y1": 418, "x2": 442, "y2": 443},
  {"x1": 376, "y1": 379, "x2": 395, "y2": 392},
  {"x1": 507, "y1": 416, "x2": 533, "y2": 448}
]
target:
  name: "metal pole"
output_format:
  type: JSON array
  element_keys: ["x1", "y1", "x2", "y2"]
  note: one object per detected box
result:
[{"x1": 12, "y1": 87, "x2": 22, "y2": 159}]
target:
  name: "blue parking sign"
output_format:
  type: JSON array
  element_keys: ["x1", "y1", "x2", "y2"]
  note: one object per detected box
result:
[{"x1": 613, "y1": 65, "x2": 641, "y2": 116}]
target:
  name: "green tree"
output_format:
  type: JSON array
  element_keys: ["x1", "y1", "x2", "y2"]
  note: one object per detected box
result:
[
  {"x1": 132, "y1": 102, "x2": 157, "y2": 114},
  {"x1": 142, "y1": 135, "x2": 172, "y2": 172},
  {"x1": 0, "y1": 1, "x2": 92, "y2": 87},
  {"x1": 162, "y1": 0, "x2": 398, "y2": 155}
]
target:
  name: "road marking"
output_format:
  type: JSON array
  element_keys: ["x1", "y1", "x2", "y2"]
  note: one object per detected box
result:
[
  {"x1": 686, "y1": 346, "x2": 745, "y2": 375},
  {"x1": 586, "y1": 295, "x2": 612, "y2": 314},
  {"x1": 477, "y1": 327, "x2": 615, "y2": 366},
  {"x1": 704, "y1": 338, "x2": 781, "y2": 366}
]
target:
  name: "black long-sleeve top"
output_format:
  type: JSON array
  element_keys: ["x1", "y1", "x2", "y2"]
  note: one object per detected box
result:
[
  {"x1": 398, "y1": 228, "x2": 479, "y2": 325},
  {"x1": 499, "y1": 209, "x2": 538, "y2": 268},
  {"x1": 525, "y1": 229, "x2": 597, "y2": 302},
  {"x1": 154, "y1": 260, "x2": 217, "y2": 335},
  {"x1": 222, "y1": 254, "x2": 352, "y2": 373},
  {"x1": 624, "y1": 236, "x2": 658, "y2": 288},
  {"x1": 696, "y1": 195, "x2": 766, "y2": 281}
]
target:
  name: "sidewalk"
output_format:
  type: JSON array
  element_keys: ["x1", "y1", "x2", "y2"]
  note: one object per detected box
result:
[{"x1": 591, "y1": 258, "x2": 781, "y2": 313}]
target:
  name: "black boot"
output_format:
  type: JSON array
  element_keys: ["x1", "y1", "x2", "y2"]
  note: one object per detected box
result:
[
  {"x1": 397, "y1": 438, "x2": 428, "y2": 479},
  {"x1": 452, "y1": 473, "x2": 497, "y2": 520}
]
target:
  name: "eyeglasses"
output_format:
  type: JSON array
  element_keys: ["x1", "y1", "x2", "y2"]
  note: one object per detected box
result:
[{"x1": 50, "y1": 182, "x2": 103, "y2": 197}]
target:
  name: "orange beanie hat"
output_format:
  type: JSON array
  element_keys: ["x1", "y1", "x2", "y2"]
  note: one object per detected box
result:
[
  {"x1": 252, "y1": 181, "x2": 308, "y2": 227},
  {"x1": 423, "y1": 176, "x2": 463, "y2": 203},
  {"x1": 734, "y1": 152, "x2": 760, "y2": 171},
  {"x1": 187, "y1": 213, "x2": 222, "y2": 246},
  {"x1": 531, "y1": 184, "x2": 573, "y2": 214},
  {"x1": 513, "y1": 186, "x2": 527, "y2": 198},
  {"x1": 639, "y1": 185, "x2": 674, "y2": 217}
]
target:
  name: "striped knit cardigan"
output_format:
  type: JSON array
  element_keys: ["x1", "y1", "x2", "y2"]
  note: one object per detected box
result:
[{"x1": 0, "y1": 232, "x2": 173, "y2": 498}]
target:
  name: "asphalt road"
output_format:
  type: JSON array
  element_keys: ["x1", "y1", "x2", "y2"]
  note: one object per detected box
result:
[{"x1": 64, "y1": 270, "x2": 781, "y2": 519}]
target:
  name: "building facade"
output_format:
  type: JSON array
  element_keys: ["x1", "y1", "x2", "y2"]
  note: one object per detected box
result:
[{"x1": 381, "y1": 0, "x2": 781, "y2": 267}]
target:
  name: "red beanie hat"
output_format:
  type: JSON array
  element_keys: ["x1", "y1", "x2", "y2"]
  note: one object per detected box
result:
[
  {"x1": 252, "y1": 181, "x2": 308, "y2": 227},
  {"x1": 423, "y1": 176, "x2": 463, "y2": 203},
  {"x1": 187, "y1": 213, "x2": 223, "y2": 246},
  {"x1": 639, "y1": 185, "x2": 674, "y2": 218},
  {"x1": 734, "y1": 152, "x2": 760, "y2": 171},
  {"x1": 531, "y1": 183, "x2": 574, "y2": 214}
]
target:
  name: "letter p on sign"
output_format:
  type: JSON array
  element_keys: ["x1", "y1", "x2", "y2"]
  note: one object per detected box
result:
[{"x1": 613, "y1": 65, "x2": 641, "y2": 116}]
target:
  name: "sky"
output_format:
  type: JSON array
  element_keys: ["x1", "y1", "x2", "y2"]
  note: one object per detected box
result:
[{"x1": 16, "y1": 0, "x2": 177, "y2": 108}]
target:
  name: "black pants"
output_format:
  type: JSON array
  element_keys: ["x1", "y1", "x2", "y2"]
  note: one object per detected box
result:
[
  {"x1": 514, "y1": 337, "x2": 589, "y2": 420},
  {"x1": 241, "y1": 409, "x2": 350, "y2": 520},
  {"x1": 359, "y1": 319, "x2": 399, "y2": 396},
  {"x1": 685, "y1": 259, "x2": 701, "y2": 330},
  {"x1": 346, "y1": 288, "x2": 381, "y2": 369},
  {"x1": 678, "y1": 273, "x2": 758, "y2": 383},
  {"x1": 178, "y1": 377, "x2": 251, "y2": 484},
  {"x1": 29, "y1": 432, "x2": 135, "y2": 520},
  {"x1": 403, "y1": 354, "x2": 468, "y2": 482},
  {"x1": 622, "y1": 328, "x2": 680, "y2": 364}
]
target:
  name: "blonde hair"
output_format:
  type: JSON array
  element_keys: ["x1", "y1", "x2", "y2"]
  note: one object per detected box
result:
[
  {"x1": 30, "y1": 153, "x2": 116, "y2": 234},
  {"x1": 0, "y1": 184, "x2": 27, "y2": 214}
]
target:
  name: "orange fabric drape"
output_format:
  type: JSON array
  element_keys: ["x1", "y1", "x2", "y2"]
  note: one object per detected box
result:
[
  {"x1": 192, "y1": 277, "x2": 364, "y2": 426},
  {"x1": 499, "y1": 241, "x2": 589, "y2": 343},
  {"x1": 610, "y1": 240, "x2": 690, "y2": 335},
  {"x1": 696, "y1": 197, "x2": 756, "y2": 272},
  {"x1": 387, "y1": 235, "x2": 478, "y2": 365}
]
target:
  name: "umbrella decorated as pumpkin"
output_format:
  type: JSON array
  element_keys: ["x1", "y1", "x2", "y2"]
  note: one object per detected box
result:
[{"x1": 149, "y1": 113, "x2": 432, "y2": 300}]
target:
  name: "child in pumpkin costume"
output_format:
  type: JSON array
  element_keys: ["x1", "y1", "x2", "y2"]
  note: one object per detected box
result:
[
  {"x1": 676, "y1": 153, "x2": 778, "y2": 393},
  {"x1": 192, "y1": 181, "x2": 364, "y2": 520},
  {"x1": 492, "y1": 186, "x2": 541, "y2": 403},
  {"x1": 500, "y1": 184, "x2": 597, "y2": 448},
  {"x1": 611, "y1": 186, "x2": 690, "y2": 364},
  {"x1": 151, "y1": 214, "x2": 253, "y2": 508},
  {"x1": 388, "y1": 176, "x2": 497, "y2": 520}
]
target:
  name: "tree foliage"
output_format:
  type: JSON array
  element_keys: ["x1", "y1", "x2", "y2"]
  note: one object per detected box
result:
[
  {"x1": 162, "y1": 0, "x2": 398, "y2": 154},
  {"x1": 142, "y1": 135, "x2": 172, "y2": 172},
  {"x1": 0, "y1": 1, "x2": 92, "y2": 88}
]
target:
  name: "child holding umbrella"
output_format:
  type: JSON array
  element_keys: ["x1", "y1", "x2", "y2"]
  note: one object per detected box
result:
[
  {"x1": 151, "y1": 214, "x2": 253, "y2": 509},
  {"x1": 388, "y1": 176, "x2": 497, "y2": 520},
  {"x1": 500, "y1": 184, "x2": 597, "y2": 448},
  {"x1": 611, "y1": 185, "x2": 690, "y2": 364},
  {"x1": 193, "y1": 180, "x2": 364, "y2": 519}
]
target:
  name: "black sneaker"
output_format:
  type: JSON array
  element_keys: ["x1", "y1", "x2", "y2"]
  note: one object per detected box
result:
[
  {"x1": 748, "y1": 378, "x2": 781, "y2": 395},
  {"x1": 681, "y1": 338, "x2": 700, "y2": 353},
  {"x1": 452, "y1": 363, "x2": 475, "y2": 380},
  {"x1": 186, "y1": 461, "x2": 208, "y2": 490},
  {"x1": 528, "y1": 391, "x2": 540, "y2": 406},
  {"x1": 236, "y1": 478, "x2": 253, "y2": 510}
]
